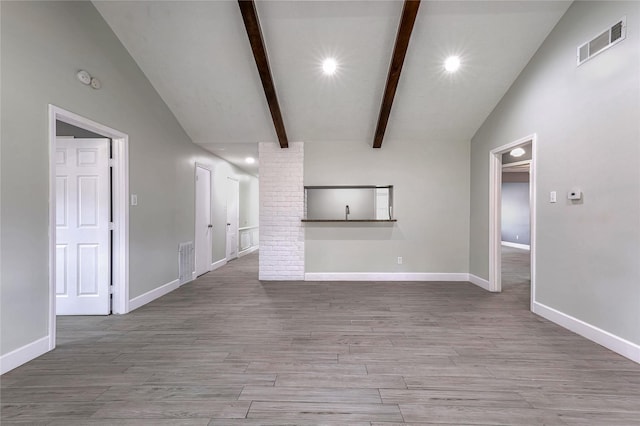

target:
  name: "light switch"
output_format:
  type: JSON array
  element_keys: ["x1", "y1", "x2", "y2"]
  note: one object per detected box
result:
[
  {"x1": 550, "y1": 191, "x2": 557, "y2": 203},
  {"x1": 131, "y1": 194, "x2": 138, "y2": 206}
]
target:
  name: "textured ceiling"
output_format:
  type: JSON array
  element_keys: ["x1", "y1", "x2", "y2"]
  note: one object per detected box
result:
[{"x1": 94, "y1": 1, "x2": 571, "y2": 176}]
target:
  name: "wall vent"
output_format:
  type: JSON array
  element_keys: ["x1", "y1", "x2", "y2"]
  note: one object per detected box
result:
[
  {"x1": 577, "y1": 17, "x2": 626, "y2": 66},
  {"x1": 178, "y1": 242, "x2": 194, "y2": 285}
]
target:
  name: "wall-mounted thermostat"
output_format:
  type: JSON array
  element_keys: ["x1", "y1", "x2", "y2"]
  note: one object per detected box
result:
[{"x1": 568, "y1": 189, "x2": 582, "y2": 200}]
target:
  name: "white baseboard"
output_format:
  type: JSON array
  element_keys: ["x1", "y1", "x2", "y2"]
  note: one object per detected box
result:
[
  {"x1": 129, "y1": 279, "x2": 180, "y2": 312},
  {"x1": 501, "y1": 241, "x2": 530, "y2": 250},
  {"x1": 468, "y1": 274, "x2": 492, "y2": 291},
  {"x1": 211, "y1": 258, "x2": 227, "y2": 271},
  {"x1": 533, "y1": 301, "x2": 640, "y2": 364},
  {"x1": 304, "y1": 272, "x2": 469, "y2": 282},
  {"x1": 239, "y1": 245, "x2": 259, "y2": 258},
  {"x1": 0, "y1": 336, "x2": 50, "y2": 374}
]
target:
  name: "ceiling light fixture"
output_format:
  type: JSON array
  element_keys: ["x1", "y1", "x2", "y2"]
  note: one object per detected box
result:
[
  {"x1": 510, "y1": 147, "x2": 525, "y2": 157},
  {"x1": 245, "y1": 157, "x2": 256, "y2": 164},
  {"x1": 322, "y1": 58, "x2": 337, "y2": 75},
  {"x1": 444, "y1": 56, "x2": 461, "y2": 72}
]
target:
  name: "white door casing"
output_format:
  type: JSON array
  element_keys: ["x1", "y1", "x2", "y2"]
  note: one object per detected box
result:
[
  {"x1": 489, "y1": 134, "x2": 537, "y2": 310},
  {"x1": 56, "y1": 137, "x2": 110, "y2": 315},
  {"x1": 195, "y1": 165, "x2": 212, "y2": 276},
  {"x1": 226, "y1": 177, "x2": 239, "y2": 260}
]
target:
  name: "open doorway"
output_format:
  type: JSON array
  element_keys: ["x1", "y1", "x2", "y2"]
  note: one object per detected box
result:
[
  {"x1": 489, "y1": 134, "x2": 536, "y2": 310},
  {"x1": 501, "y1": 146, "x2": 531, "y2": 306},
  {"x1": 48, "y1": 105, "x2": 129, "y2": 350},
  {"x1": 226, "y1": 177, "x2": 240, "y2": 261}
]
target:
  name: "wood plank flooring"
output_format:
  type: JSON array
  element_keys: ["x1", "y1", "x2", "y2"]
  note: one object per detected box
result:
[{"x1": 2, "y1": 249, "x2": 640, "y2": 424}]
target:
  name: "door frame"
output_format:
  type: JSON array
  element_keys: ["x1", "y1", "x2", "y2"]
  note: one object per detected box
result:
[
  {"x1": 194, "y1": 163, "x2": 213, "y2": 276},
  {"x1": 226, "y1": 177, "x2": 240, "y2": 260},
  {"x1": 488, "y1": 133, "x2": 537, "y2": 309},
  {"x1": 48, "y1": 105, "x2": 129, "y2": 350}
]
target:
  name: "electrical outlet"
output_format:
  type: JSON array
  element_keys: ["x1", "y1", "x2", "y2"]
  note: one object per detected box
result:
[{"x1": 397, "y1": 257, "x2": 403, "y2": 265}]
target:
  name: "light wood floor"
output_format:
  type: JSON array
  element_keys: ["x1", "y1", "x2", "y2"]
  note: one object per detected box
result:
[{"x1": 2, "y1": 251, "x2": 640, "y2": 425}]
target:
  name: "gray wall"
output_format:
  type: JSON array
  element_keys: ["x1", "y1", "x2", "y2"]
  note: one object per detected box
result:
[
  {"x1": 501, "y1": 181, "x2": 530, "y2": 245},
  {"x1": 239, "y1": 177, "x2": 259, "y2": 229},
  {"x1": 56, "y1": 121, "x2": 104, "y2": 139},
  {"x1": 470, "y1": 1, "x2": 640, "y2": 344},
  {"x1": 0, "y1": 1, "x2": 257, "y2": 356},
  {"x1": 305, "y1": 139, "x2": 469, "y2": 273}
]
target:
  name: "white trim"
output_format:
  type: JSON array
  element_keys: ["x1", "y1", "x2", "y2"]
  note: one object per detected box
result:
[
  {"x1": 533, "y1": 302, "x2": 640, "y2": 364},
  {"x1": 304, "y1": 272, "x2": 469, "y2": 282},
  {"x1": 226, "y1": 177, "x2": 240, "y2": 260},
  {"x1": 239, "y1": 245, "x2": 259, "y2": 258},
  {"x1": 489, "y1": 134, "x2": 536, "y2": 301},
  {"x1": 211, "y1": 258, "x2": 227, "y2": 271},
  {"x1": 468, "y1": 274, "x2": 491, "y2": 291},
  {"x1": 129, "y1": 279, "x2": 180, "y2": 312},
  {"x1": 48, "y1": 105, "x2": 130, "y2": 353},
  {"x1": 502, "y1": 159, "x2": 532, "y2": 169},
  {"x1": 501, "y1": 241, "x2": 530, "y2": 250},
  {"x1": 0, "y1": 336, "x2": 49, "y2": 375}
]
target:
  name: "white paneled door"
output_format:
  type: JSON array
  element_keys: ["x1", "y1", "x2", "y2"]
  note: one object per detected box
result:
[
  {"x1": 56, "y1": 137, "x2": 111, "y2": 315},
  {"x1": 195, "y1": 165, "x2": 212, "y2": 276},
  {"x1": 226, "y1": 177, "x2": 239, "y2": 260}
]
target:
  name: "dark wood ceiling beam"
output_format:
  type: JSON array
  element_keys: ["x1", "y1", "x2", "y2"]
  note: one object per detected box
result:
[
  {"x1": 373, "y1": 0, "x2": 421, "y2": 148},
  {"x1": 238, "y1": 0, "x2": 289, "y2": 148}
]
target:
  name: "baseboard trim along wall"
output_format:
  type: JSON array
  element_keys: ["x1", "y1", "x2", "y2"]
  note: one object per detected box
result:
[
  {"x1": 501, "y1": 241, "x2": 530, "y2": 250},
  {"x1": 304, "y1": 272, "x2": 470, "y2": 282},
  {"x1": 0, "y1": 336, "x2": 50, "y2": 374},
  {"x1": 533, "y1": 301, "x2": 640, "y2": 364},
  {"x1": 211, "y1": 258, "x2": 227, "y2": 271},
  {"x1": 129, "y1": 279, "x2": 180, "y2": 312},
  {"x1": 238, "y1": 245, "x2": 259, "y2": 258},
  {"x1": 468, "y1": 274, "x2": 492, "y2": 291}
]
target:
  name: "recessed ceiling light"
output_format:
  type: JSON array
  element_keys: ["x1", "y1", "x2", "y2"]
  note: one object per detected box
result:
[
  {"x1": 444, "y1": 56, "x2": 461, "y2": 72},
  {"x1": 322, "y1": 58, "x2": 337, "y2": 75},
  {"x1": 510, "y1": 147, "x2": 525, "y2": 157},
  {"x1": 245, "y1": 157, "x2": 256, "y2": 164}
]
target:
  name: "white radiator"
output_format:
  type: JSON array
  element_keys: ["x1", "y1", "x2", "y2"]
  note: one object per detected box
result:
[{"x1": 178, "y1": 241, "x2": 194, "y2": 285}]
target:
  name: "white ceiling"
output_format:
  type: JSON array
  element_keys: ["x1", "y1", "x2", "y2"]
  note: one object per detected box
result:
[{"x1": 94, "y1": 1, "x2": 571, "y2": 176}]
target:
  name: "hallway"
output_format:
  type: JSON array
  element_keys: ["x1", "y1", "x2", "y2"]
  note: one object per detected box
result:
[
  {"x1": 502, "y1": 245, "x2": 531, "y2": 308},
  {"x1": 2, "y1": 252, "x2": 640, "y2": 424}
]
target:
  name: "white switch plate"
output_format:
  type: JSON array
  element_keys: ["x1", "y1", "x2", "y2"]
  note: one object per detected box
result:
[
  {"x1": 131, "y1": 194, "x2": 138, "y2": 206},
  {"x1": 550, "y1": 191, "x2": 557, "y2": 203},
  {"x1": 397, "y1": 257, "x2": 403, "y2": 265}
]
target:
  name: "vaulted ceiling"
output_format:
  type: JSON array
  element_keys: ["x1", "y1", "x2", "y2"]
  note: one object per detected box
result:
[{"x1": 94, "y1": 1, "x2": 571, "y2": 175}]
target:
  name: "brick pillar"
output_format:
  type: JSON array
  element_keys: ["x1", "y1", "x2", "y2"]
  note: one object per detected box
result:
[{"x1": 258, "y1": 142, "x2": 304, "y2": 280}]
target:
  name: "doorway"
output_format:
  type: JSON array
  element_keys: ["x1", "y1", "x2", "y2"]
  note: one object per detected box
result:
[
  {"x1": 226, "y1": 177, "x2": 239, "y2": 261},
  {"x1": 48, "y1": 105, "x2": 129, "y2": 350},
  {"x1": 195, "y1": 165, "x2": 213, "y2": 276},
  {"x1": 489, "y1": 134, "x2": 536, "y2": 309}
]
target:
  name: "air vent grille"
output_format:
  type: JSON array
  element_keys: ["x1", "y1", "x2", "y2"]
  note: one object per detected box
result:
[
  {"x1": 178, "y1": 241, "x2": 194, "y2": 285},
  {"x1": 577, "y1": 17, "x2": 626, "y2": 66},
  {"x1": 611, "y1": 21, "x2": 623, "y2": 42}
]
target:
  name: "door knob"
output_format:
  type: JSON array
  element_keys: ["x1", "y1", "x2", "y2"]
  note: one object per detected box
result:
[{"x1": 208, "y1": 224, "x2": 213, "y2": 228}]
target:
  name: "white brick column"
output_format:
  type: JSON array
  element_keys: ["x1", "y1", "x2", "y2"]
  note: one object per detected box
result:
[{"x1": 258, "y1": 142, "x2": 304, "y2": 280}]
